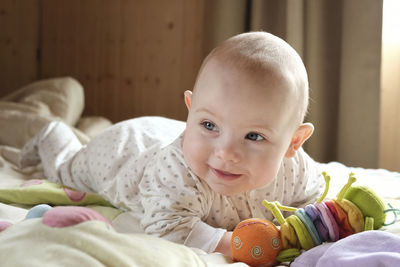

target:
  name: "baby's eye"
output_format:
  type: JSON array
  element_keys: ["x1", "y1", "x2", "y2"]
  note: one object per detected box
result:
[
  {"x1": 245, "y1": 132, "x2": 264, "y2": 141},
  {"x1": 202, "y1": 121, "x2": 218, "y2": 131}
]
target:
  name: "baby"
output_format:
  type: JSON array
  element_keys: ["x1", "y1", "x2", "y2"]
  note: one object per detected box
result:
[{"x1": 19, "y1": 32, "x2": 324, "y2": 257}]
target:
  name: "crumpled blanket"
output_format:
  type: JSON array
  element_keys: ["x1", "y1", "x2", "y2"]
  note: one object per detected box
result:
[
  {"x1": 291, "y1": 230, "x2": 400, "y2": 267},
  {"x1": 0, "y1": 77, "x2": 112, "y2": 148},
  {"x1": 0, "y1": 216, "x2": 207, "y2": 267},
  {"x1": 0, "y1": 178, "x2": 113, "y2": 207}
]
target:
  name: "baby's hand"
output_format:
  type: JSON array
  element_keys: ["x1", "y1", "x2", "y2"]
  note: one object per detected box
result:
[{"x1": 214, "y1": 231, "x2": 233, "y2": 258}]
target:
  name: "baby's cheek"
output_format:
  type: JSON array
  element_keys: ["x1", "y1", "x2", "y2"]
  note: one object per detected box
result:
[
  {"x1": 183, "y1": 136, "x2": 209, "y2": 176},
  {"x1": 183, "y1": 137, "x2": 200, "y2": 165},
  {"x1": 251, "y1": 161, "x2": 277, "y2": 187}
]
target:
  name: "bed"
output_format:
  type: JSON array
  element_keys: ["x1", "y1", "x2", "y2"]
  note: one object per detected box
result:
[{"x1": 1, "y1": 77, "x2": 400, "y2": 266}]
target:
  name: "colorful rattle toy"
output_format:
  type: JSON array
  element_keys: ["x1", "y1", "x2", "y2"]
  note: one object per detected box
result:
[{"x1": 231, "y1": 172, "x2": 399, "y2": 266}]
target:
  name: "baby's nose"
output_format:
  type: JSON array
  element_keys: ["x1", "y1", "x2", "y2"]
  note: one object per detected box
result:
[{"x1": 214, "y1": 142, "x2": 241, "y2": 163}]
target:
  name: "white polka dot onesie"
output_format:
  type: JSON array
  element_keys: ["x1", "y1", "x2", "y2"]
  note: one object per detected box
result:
[{"x1": 19, "y1": 116, "x2": 324, "y2": 253}]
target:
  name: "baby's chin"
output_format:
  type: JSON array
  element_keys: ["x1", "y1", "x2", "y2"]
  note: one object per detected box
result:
[
  {"x1": 195, "y1": 170, "x2": 275, "y2": 196},
  {"x1": 211, "y1": 187, "x2": 244, "y2": 197},
  {"x1": 203, "y1": 180, "x2": 254, "y2": 197}
]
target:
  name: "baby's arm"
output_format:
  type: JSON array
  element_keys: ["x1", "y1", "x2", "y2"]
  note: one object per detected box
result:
[
  {"x1": 214, "y1": 231, "x2": 233, "y2": 257},
  {"x1": 140, "y1": 185, "x2": 228, "y2": 254},
  {"x1": 138, "y1": 148, "x2": 231, "y2": 254}
]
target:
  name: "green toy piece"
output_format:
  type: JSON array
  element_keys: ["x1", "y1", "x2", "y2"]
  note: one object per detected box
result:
[{"x1": 343, "y1": 185, "x2": 386, "y2": 230}]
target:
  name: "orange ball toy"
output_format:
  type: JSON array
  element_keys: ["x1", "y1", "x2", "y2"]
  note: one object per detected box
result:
[{"x1": 231, "y1": 218, "x2": 282, "y2": 267}]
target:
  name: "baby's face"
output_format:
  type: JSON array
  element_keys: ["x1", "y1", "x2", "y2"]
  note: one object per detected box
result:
[{"x1": 182, "y1": 58, "x2": 298, "y2": 196}]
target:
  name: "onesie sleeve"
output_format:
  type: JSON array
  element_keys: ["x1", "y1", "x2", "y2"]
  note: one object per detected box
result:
[{"x1": 139, "y1": 146, "x2": 226, "y2": 252}]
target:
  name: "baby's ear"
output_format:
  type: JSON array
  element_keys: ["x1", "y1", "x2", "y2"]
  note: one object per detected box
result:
[
  {"x1": 285, "y1": 123, "x2": 314, "y2": 158},
  {"x1": 184, "y1": 90, "x2": 192, "y2": 110}
]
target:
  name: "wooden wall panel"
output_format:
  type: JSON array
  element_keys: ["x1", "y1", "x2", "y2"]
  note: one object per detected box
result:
[
  {"x1": 0, "y1": 0, "x2": 39, "y2": 96},
  {"x1": 40, "y1": 0, "x2": 205, "y2": 123}
]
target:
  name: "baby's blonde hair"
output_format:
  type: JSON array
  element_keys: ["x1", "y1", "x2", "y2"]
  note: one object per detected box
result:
[{"x1": 197, "y1": 31, "x2": 309, "y2": 124}]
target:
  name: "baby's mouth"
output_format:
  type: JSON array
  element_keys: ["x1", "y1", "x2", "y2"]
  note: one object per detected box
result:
[{"x1": 211, "y1": 167, "x2": 242, "y2": 180}]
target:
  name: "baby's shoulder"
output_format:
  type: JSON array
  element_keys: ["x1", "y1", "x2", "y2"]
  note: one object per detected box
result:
[
  {"x1": 145, "y1": 141, "x2": 190, "y2": 177},
  {"x1": 282, "y1": 147, "x2": 316, "y2": 168},
  {"x1": 154, "y1": 135, "x2": 185, "y2": 161}
]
